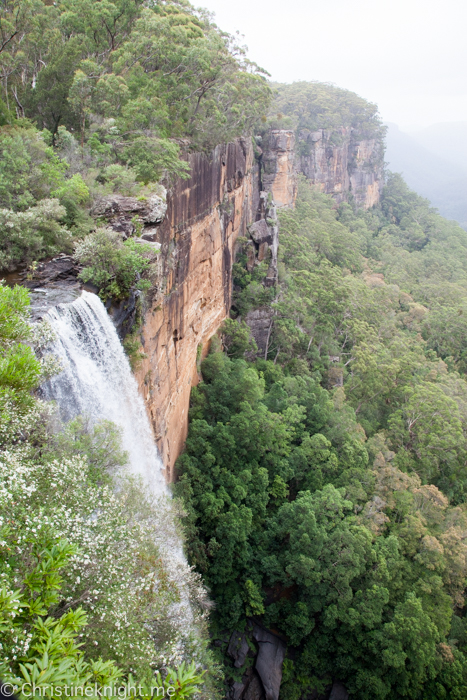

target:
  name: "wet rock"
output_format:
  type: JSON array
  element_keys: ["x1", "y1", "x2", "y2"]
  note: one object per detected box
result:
[
  {"x1": 24, "y1": 255, "x2": 79, "y2": 288},
  {"x1": 252, "y1": 624, "x2": 286, "y2": 700},
  {"x1": 108, "y1": 289, "x2": 140, "y2": 339},
  {"x1": 329, "y1": 682, "x2": 349, "y2": 700},
  {"x1": 227, "y1": 631, "x2": 250, "y2": 668}
]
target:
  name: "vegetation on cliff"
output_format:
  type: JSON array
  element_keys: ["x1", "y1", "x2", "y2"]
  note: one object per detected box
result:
[
  {"x1": 0, "y1": 0, "x2": 270, "y2": 274},
  {"x1": 267, "y1": 81, "x2": 386, "y2": 143},
  {"x1": 177, "y1": 177, "x2": 467, "y2": 698}
]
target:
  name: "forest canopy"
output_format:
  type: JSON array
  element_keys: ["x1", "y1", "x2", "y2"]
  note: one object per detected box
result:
[
  {"x1": 267, "y1": 81, "x2": 386, "y2": 141},
  {"x1": 177, "y1": 176, "x2": 467, "y2": 699}
]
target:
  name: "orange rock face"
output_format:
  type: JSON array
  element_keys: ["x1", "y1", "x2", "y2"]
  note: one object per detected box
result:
[
  {"x1": 134, "y1": 140, "x2": 259, "y2": 479},
  {"x1": 132, "y1": 127, "x2": 382, "y2": 479},
  {"x1": 298, "y1": 128, "x2": 383, "y2": 209},
  {"x1": 262, "y1": 130, "x2": 297, "y2": 209}
]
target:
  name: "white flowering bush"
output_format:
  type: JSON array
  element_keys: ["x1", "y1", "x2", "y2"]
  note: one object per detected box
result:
[
  {"x1": 0, "y1": 448, "x2": 212, "y2": 682},
  {"x1": 0, "y1": 283, "x2": 220, "y2": 698},
  {"x1": 0, "y1": 199, "x2": 72, "y2": 270}
]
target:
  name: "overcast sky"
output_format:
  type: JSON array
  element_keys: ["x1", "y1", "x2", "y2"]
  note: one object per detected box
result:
[{"x1": 200, "y1": 0, "x2": 467, "y2": 130}]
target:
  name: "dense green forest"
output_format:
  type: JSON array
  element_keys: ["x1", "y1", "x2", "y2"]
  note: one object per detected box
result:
[{"x1": 176, "y1": 177, "x2": 467, "y2": 699}]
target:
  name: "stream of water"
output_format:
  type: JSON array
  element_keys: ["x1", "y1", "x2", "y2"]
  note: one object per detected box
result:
[{"x1": 42, "y1": 289, "x2": 167, "y2": 495}]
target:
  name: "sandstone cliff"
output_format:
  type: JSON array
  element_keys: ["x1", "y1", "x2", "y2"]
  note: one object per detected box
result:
[
  {"x1": 297, "y1": 126, "x2": 383, "y2": 208},
  {"x1": 133, "y1": 140, "x2": 259, "y2": 478},
  {"x1": 129, "y1": 126, "x2": 382, "y2": 477},
  {"x1": 262, "y1": 126, "x2": 383, "y2": 209}
]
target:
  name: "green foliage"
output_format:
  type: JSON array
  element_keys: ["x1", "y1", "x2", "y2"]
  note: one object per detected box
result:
[
  {"x1": 267, "y1": 81, "x2": 386, "y2": 141},
  {"x1": 154, "y1": 662, "x2": 206, "y2": 699},
  {"x1": 220, "y1": 318, "x2": 258, "y2": 358},
  {"x1": 0, "y1": 198, "x2": 71, "y2": 270},
  {"x1": 0, "y1": 0, "x2": 270, "y2": 173},
  {"x1": 74, "y1": 228, "x2": 154, "y2": 300},
  {"x1": 178, "y1": 174, "x2": 467, "y2": 698},
  {"x1": 0, "y1": 0, "x2": 271, "y2": 271},
  {"x1": 0, "y1": 127, "x2": 66, "y2": 211}
]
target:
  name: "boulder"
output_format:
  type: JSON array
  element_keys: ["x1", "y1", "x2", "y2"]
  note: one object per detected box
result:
[
  {"x1": 133, "y1": 238, "x2": 161, "y2": 253},
  {"x1": 244, "y1": 673, "x2": 265, "y2": 700},
  {"x1": 231, "y1": 682, "x2": 245, "y2": 700},
  {"x1": 141, "y1": 227, "x2": 159, "y2": 242},
  {"x1": 141, "y1": 190, "x2": 167, "y2": 224},
  {"x1": 248, "y1": 219, "x2": 273, "y2": 245},
  {"x1": 91, "y1": 188, "x2": 167, "y2": 237},
  {"x1": 329, "y1": 682, "x2": 349, "y2": 700},
  {"x1": 24, "y1": 254, "x2": 79, "y2": 287},
  {"x1": 252, "y1": 624, "x2": 286, "y2": 700},
  {"x1": 227, "y1": 631, "x2": 250, "y2": 668}
]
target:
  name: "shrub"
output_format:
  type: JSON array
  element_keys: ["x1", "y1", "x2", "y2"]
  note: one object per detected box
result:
[
  {"x1": 75, "y1": 228, "x2": 154, "y2": 300},
  {"x1": 0, "y1": 199, "x2": 71, "y2": 271},
  {"x1": 0, "y1": 127, "x2": 67, "y2": 212}
]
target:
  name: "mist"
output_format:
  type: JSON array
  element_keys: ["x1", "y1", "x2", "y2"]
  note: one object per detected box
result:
[{"x1": 202, "y1": 0, "x2": 467, "y2": 130}]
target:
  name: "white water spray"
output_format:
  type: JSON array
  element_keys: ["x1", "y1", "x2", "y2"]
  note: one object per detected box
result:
[{"x1": 42, "y1": 290, "x2": 167, "y2": 495}]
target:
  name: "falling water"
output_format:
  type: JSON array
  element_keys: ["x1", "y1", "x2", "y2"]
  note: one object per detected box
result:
[
  {"x1": 42, "y1": 289, "x2": 167, "y2": 495},
  {"x1": 41, "y1": 289, "x2": 206, "y2": 657}
]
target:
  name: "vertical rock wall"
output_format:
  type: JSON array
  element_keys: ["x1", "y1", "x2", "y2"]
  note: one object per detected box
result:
[
  {"x1": 296, "y1": 127, "x2": 384, "y2": 208},
  {"x1": 134, "y1": 125, "x2": 383, "y2": 477},
  {"x1": 134, "y1": 139, "x2": 259, "y2": 478},
  {"x1": 261, "y1": 130, "x2": 297, "y2": 208}
]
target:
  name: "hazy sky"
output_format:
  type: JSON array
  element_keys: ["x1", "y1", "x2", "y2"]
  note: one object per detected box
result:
[{"x1": 200, "y1": 0, "x2": 467, "y2": 130}]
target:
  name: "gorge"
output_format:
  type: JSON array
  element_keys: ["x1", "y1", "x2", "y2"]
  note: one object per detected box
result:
[{"x1": 3, "y1": 1, "x2": 467, "y2": 698}]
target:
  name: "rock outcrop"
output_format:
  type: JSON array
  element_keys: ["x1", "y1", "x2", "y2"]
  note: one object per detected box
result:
[
  {"x1": 133, "y1": 139, "x2": 259, "y2": 477},
  {"x1": 298, "y1": 127, "x2": 383, "y2": 208},
  {"x1": 261, "y1": 130, "x2": 297, "y2": 208},
  {"x1": 252, "y1": 624, "x2": 286, "y2": 700},
  {"x1": 92, "y1": 188, "x2": 167, "y2": 238}
]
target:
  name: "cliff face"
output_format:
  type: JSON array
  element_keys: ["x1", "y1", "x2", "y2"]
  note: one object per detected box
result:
[
  {"x1": 297, "y1": 127, "x2": 383, "y2": 208},
  {"x1": 130, "y1": 126, "x2": 382, "y2": 476},
  {"x1": 261, "y1": 130, "x2": 297, "y2": 208},
  {"x1": 133, "y1": 140, "x2": 259, "y2": 478}
]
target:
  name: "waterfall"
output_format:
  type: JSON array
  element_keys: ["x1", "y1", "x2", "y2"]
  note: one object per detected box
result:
[
  {"x1": 41, "y1": 290, "x2": 207, "y2": 659},
  {"x1": 42, "y1": 289, "x2": 167, "y2": 495}
]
